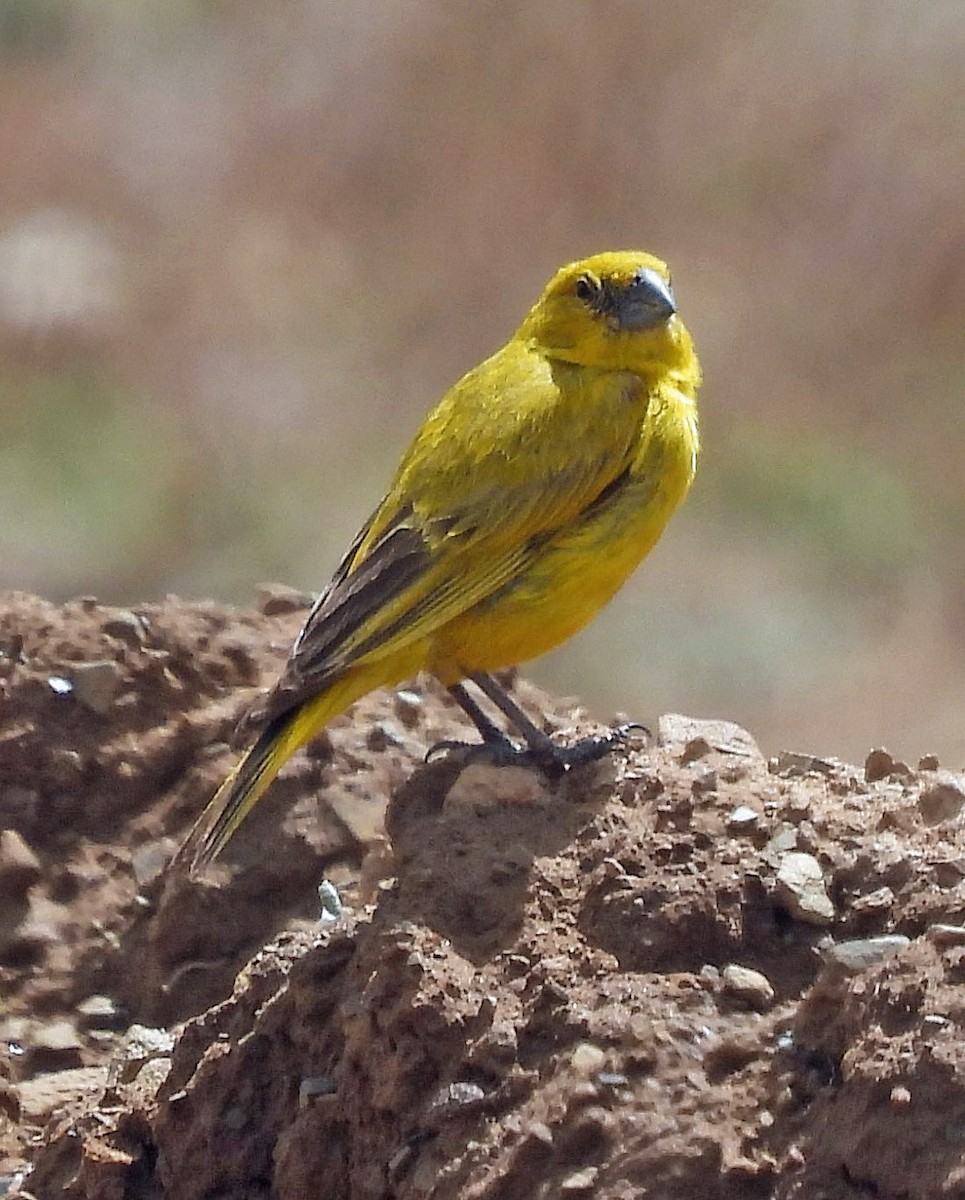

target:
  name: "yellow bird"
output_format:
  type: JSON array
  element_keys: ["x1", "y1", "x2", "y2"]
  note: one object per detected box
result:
[{"x1": 176, "y1": 251, "x2": 701, "y2": 874}]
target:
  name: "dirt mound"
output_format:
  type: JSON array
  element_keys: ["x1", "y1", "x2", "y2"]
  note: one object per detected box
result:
[{"x1": 3, "y1": 592, "x2": 965, "y2": 1198}]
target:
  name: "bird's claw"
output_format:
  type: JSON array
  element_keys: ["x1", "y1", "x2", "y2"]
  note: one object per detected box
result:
[
  {"x1": 426, "y1": 722, "x2": 647, "y2": 773},
  {"x1": 425, "y1": 735, "x2": 525, "y2": 766}
]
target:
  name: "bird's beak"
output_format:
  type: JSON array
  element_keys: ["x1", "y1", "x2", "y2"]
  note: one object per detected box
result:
[{"x1": 616, "y1": 268, "x2": 676, "y2": 331}]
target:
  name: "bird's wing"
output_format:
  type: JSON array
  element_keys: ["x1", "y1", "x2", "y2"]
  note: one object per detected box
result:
[{"x1": 248, "y1": 348, "x2": 648, "y2": 725}]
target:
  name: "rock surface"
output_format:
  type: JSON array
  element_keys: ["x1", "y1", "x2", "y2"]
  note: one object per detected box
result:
[{"x1": 2, "y1": 591, "x2": 965, "y2": 1198}]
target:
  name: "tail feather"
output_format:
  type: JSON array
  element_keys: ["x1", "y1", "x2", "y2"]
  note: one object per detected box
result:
[
  {"x1": 172, "y1": 665, "x2": 403, "y2": 877},
  {"x1": 173, "y1": 712, "x2": 294, "y2": 875}
]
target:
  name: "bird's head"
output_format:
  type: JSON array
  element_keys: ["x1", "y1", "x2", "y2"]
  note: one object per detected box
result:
[{"x1": 521, "y1": 251, "x2": 698, "y2": 385}]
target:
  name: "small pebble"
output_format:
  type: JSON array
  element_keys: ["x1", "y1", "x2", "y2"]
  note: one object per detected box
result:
[
  {"x1": 864, "y1": 748, "x2": 912, "y2": 782},
  {"x1": 772, "y1": 751, "x2": 836, "y2": 777},
  {"x1": 131, "y1": 842, "x2": 171, "y2": 888},
  {"x1": 784, "y1": 790, "x2": 812, "y2": 821},
  {"x1": 628, "y1": 1012, "x2": 654, "y2": 1042},
  {"x1": 691, "y1": 767, "x2": 717, "y2": 794},
  {"x1": 727, "y1": 806, "x2": 759, "y2": 832},
  {"x1": 393, "y1": 689, "x2": 424, "y2": 728},
  {"x1": 70, "y1": 660, "x2": 122, "y2": 714},
  {"x1": 429, "y1": 1081, "x2": 486, "y2": 1113},
  {"x1": 119, "y1": 1024, "x2": 175, "y2": 1062},
  {"x1": 775, "y1": 852, "x2": 835, "y2": 925},
  {"x1": 366, "y1": 720, "x2": 405, "y2": 751},
  {"x1": 561, "y1": 1167, "x2": 599, "y2": 1192},
  {"x1": 823, "y1": 935, "x2": 910, "y2": 973},
  {"x1": 851, "y1": 886, "x2": 895, "y2": 915},
  {"x1": 763, "y1": 827, "x2": 798, "y2": 863},
  {"x1": 101, "y1": 611, "x2": 147, "y2": 644},
  {"x1": 255, "y1": 583, "x2": 313, "y2": 616},
  {"x1": 317, "y1": 880, "x2": 343, "y2": 923},
  {"x1": 722, "y1": 964, "x2": 775, "y2": 1010},
  {"x1": 526, "y1": 1121, "x2": 554, "y2": 1145},
  {"x1": 680, "y1": 736, "x2": 713, "y2": 764},
  {"x1": 918, "y1": 774, "x2": 965, "y2": 826},
  {"x1": 571, "y1": 1043, "x2": 606, "y2": 1075},
  {"x1": 76, "y1": 995, "x2": 123, "y2": 1030}
]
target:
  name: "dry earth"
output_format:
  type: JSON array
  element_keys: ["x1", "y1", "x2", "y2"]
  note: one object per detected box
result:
[{"x1": 2, "y1": 590, "x2": 965, "y2": 1198}]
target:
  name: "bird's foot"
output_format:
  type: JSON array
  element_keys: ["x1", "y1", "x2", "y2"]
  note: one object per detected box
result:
[
  {"x1": 425, "y1": 731, "x2": 525, "y2": 767},
  {"x1": 425, "y1": 722, "x2": 648, "y2": 774},
  {"x1": 521, "y1": 722, "x2": 649, "y2": 776}
]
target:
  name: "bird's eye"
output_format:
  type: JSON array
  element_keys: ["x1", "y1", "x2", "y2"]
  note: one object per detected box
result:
[{"x1": 575, "y1": 275, "x2": 598, "y2": 302}]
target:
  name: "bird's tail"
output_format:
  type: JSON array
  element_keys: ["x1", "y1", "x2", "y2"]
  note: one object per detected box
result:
[{"x1": 174, "y1": 676, "x2": 361, "y2": 876}]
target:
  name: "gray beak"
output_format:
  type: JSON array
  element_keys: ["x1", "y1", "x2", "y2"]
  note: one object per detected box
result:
[{"x1": 616, "y1": 267, "x2": 676, "y2": 331}]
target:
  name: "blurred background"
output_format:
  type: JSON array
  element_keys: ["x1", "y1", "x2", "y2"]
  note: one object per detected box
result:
[{"x1": 1, "y1": 0, "x2": 963, "y2": 764}]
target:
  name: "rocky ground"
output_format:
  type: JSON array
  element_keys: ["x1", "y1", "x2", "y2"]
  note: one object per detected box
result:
[{"x1": 2, "y1": 590, "x2": 965, "y2": 1199}]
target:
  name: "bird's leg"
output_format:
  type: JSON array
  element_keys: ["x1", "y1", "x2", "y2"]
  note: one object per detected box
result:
[
  {"x1": 447, "y1": 682, "x2": 516, "y2": 747},
  {"x1": 427, "y1": 674, "x2": 640, "y2": 771},
  {"x1": 468, "y1": 673, "x2": 561, "y2": 760},
  {"x1": 469, "y1": 671, "x2": 636, "y2": 772},
  {"x1": 425, "y1": 681, "x2": 522, "y2": 764}
]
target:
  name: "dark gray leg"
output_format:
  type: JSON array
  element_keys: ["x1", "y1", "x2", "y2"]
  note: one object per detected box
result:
[{"x1": 470, "y1": 672, "x2": 634, "y2": 770}]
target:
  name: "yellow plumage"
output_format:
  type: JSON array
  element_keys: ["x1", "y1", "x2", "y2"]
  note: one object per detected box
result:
[{"x1": 175, "y1": 250, "x2": 701, "y2": 873}]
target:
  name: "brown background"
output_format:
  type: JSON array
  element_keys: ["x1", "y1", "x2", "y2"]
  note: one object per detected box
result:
[{"x1": 1, "y1": 0, "x2": 963, "y2": 763}]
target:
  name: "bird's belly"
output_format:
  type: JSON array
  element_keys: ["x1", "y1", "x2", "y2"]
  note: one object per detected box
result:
[{"x1": 429, "y1": 481, "x2": 681, "y2": 682}]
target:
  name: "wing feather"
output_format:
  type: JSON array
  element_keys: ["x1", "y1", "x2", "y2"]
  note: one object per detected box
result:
[{"x1": 245, "y1": 345, "x2": 650, "y2": 728}]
